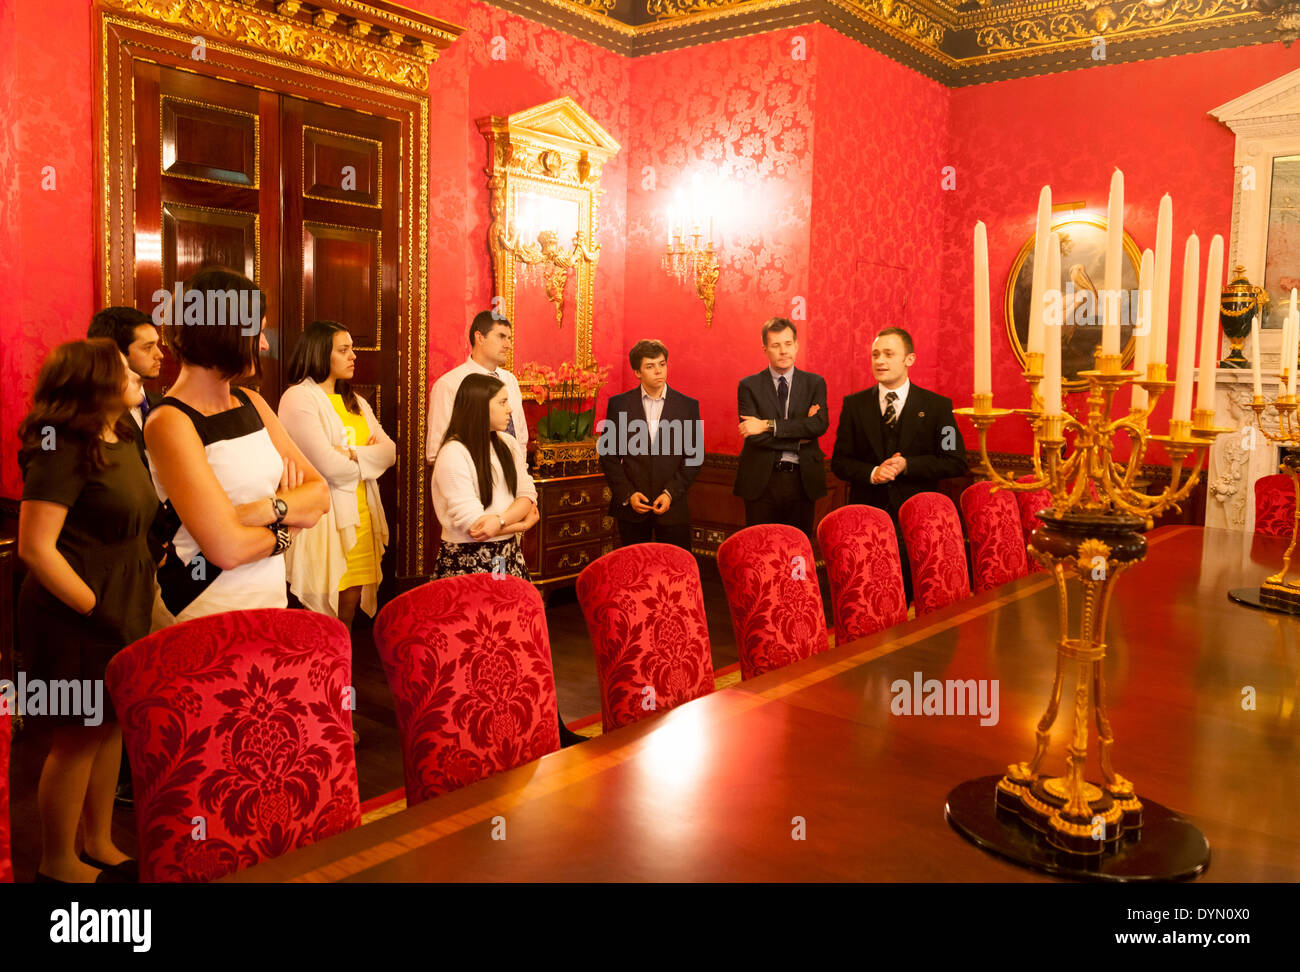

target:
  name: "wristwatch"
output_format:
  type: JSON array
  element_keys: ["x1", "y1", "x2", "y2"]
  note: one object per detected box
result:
[
  {"x1": 269, "y1": 496, "x2": 288, "y2": 525},
  {"x1": 496, "y1": 513, "x2": 507, "y2": 530},
  {"x1": 267, "y1": 523, "x2": 292, "y2": 556},
  {"x1": 768, "y1": 419, "x2": 777, "y2": 433}
]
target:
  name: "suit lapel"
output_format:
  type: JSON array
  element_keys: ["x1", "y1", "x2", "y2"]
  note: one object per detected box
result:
[
  {"x1": 894, "y1": 386, "x2": 922, "y2": 456},
  {"x1": 754, "y1": 369, "x2": 780, "y2": 419},
  {"x1": 863, "y1": 385, "x2": 884, "y2": 460}
]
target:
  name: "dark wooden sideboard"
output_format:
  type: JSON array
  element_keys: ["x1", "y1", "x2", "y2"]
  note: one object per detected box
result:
[{"x1": 520, "y1": 473, "x2": 616, "y2": 601}]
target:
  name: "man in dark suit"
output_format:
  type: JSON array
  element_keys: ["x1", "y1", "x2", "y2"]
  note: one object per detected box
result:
[
  {"x1": 598, "y1": 339, "x2": 703, "y2": 550},
  {"x1": 831, "y1": 326, "x2": 967, "y2": 595},
  {"x1": 733, "y1": 317, "x2": 829, "y2": 540},
  {"x1": 88, "y1": 306, "x2": 165, "y2": 462},
  {"x1": 87, "y1": 306, "x2": 166, "y2": 808}
]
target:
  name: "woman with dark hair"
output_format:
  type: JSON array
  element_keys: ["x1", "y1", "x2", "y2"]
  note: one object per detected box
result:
[
  {"x1": 16, "y1": 339, "x2": 155, "y2": 882},
  {"x1": 432, "y1": 373, "x2": 586, "y2": 746},
  {"x1": 145, "y1": 266, "x2": 329, "y2": 621},
  {"x1": 431, "y1": 373, "x2": 539, "y2": 579},
  {"x1": 278, "y1": 321, "x2": 395, "y2": 630}
]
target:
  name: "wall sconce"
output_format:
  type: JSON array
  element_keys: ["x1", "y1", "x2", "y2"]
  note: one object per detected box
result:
[
  {"x1": 662, "y1": 180, "x2": 722, "y2": 327},
  {"x1": 502, "y1": 191, "x2": 600, "y2": 329}
]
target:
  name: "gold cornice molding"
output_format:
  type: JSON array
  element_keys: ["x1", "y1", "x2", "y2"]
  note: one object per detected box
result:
[
  {"x1": 100, "y1": 0, "x2": 462, "y2": 92},
  {"x1": 972, "y1": 0, "x2": 1257, "y2": 53}
]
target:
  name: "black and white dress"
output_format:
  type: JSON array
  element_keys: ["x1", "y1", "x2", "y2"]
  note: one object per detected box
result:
[{"x1": 149, "y1": 387, "x2": 287, "y2": 622}]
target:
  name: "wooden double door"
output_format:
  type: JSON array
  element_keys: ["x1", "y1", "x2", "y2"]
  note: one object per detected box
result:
[{"x1": 132, "y1": 63, "x2": 401, "y2": 593}]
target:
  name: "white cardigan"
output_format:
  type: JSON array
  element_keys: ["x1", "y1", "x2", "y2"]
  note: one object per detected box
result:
[
  {"x1": 278, "y1": 379, "x2": 396, "y2": 617},
  {"x1": 432, "y1": 434, "x2": 537, "y2": 543}
]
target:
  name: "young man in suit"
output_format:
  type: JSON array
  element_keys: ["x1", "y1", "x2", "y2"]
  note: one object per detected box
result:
[
  {"x1": 733, "y1": 317, "x2": 830, "y2": 540},
  {"x1": 88, "y1": 306, "x2": 165, "y2": 462},
  {"x1": 831, "y1": 326, "x2": 968, "y2": 595},
  {"x1": 598, "y1": 339, "x2": 702, "y2": 550}
]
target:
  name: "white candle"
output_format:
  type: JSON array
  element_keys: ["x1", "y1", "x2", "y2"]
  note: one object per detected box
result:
[
  {"x1": 1132, "y1": 248, "x2": 1154, "y2": 411},
  {"x1": 1283, "y1": 309, "x2": 1294, "y2": 392},
  {"x1": 1103, "y1": 168, "x2": 1124, "y2": 356},
  {"x1": 1290, "y1": 307, "x2": 1300, "y2": 397},
  {"x1": 1172, "y1": 234, "x2": 1200, "y2": 423},
  {"x1": 1196, "y1": 234, "x2": 1224, "y2": 413},
  {"x1": 1251, "y1": 312, "x2": 1262, "y2": 400},
  {"x1": 1028, "y1": 185, "x2": 1051, "y2": 356},
  {"x1": 1044, "y1": 231, "x2": 1063, "y2": 416},
  {"x1": 974, "y1": 221, "x2": 992, "y2": 398},
  {"x1": 1152, "y1": 194, "x2": 1173, "y2": 367}
]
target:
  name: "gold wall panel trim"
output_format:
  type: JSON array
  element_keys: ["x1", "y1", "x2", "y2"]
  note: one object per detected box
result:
[
  {"x1": 101, "y1": 0, "x2": 459, "y2": 92},
  {"x1": 159, "y1": 94, "x2": 261, "y2": 189}
]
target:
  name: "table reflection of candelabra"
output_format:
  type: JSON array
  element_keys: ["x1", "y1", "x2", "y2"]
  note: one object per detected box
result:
[
  {"x1": 945, "y1": 171, "x2": 1230, "y2": 881},
  {"x1": 501, "y1": 226, "x2": 600, "y2": 329},
  {"x1": 1234, "y1": 286, "x2": 1300, "y2": 613},
  {"x1": 662, "y1": 221, "x2": 719, "y2": 328}
]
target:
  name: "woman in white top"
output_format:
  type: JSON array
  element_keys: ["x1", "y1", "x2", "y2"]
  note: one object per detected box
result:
[
  {"x1": 432, "y1": 373, "x2": 539, "y2": 579},
  {"x1": 279, "y1": 321, "x2": 396, "y2": 629},
  {"x1": 145, "y1": 267, "x2": 330, "y2": 623}
]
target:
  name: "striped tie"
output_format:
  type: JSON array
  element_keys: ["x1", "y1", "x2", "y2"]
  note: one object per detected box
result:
[{"x1": 883, "y1": 390, "x2": 898, "y2": 427}]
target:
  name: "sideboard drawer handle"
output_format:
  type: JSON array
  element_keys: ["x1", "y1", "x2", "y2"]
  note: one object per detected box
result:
[
  {"x1": 559, "y1": 491, "x2": 591, "y2": 508},
  {"x1": 558, "y1": 520, "x2": 591, "y2": 539},
  {"x1": 557, "y1": 550, "x2": 590, "y2": 570}
]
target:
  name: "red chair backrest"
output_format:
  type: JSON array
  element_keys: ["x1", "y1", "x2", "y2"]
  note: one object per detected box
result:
[
  {"x1": 899, "y1": 492, "x2": 972, "y2": 616},
  {"x1": 1014, "y1": 475, "x2": 1051, "y2": 573},
  {"x1": 0, "y1": 712, "x2": 10, "y2": 883},
  {"x1": 1255, "y1": 474, "x2": 1295, "y2": 538},
  {"x1": 106, "y1": 608, "x2": 360, "y2": 882},
  {"x1": 961, "y1": 481, "x2": 1030, "y2": 592},
  {"x1": 372, "y1": 574, "x2": 560, "y2": 806},
  {"x1": 815, "y1": 505, "x2": 907, "y2": 642},
  {"x1": 576, "y1": 543, "x2": 714, "y2": 731},
  {"x1": 717, "y1": 524, "x2": 828, "y2": 679}
]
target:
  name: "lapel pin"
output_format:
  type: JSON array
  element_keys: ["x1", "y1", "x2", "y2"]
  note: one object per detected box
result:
[{"x1": 918, "y1": 411, "x2": 926, "y2": 418}]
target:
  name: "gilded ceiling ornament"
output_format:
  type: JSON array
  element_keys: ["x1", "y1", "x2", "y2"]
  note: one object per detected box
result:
[{"x1": 976, "y1": 0, "x2": 1254, "y2": 52}]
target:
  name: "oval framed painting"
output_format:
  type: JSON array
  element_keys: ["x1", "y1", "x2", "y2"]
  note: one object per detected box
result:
[{"x1": 1004, "y1": 216, "x2": 1143, "y2": 392}]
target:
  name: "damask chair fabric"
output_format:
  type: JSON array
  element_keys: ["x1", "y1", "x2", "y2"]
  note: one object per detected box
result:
[
  {"x1": 815, "y1": 505, "x2": 908, "y2": 642},
  {"x1": 1254, "y1": 474, "x2": 1296, "y2": 538},
  {"x1": 1014, "y1": 475, "x2": 1052, "y2": 573},
  {"x1": 899, "y1": 492, "x2": 972, "y2": 616},
  {"x1": 105, "y1": 608, "x2": 360, "y2": 883},
  {"x1": 0, "y1": 712, "x2": 11, "y2": 883},
  {"x1": 961, "y1": 482, "x2": 1030, "y2": 592},
  {"x1": 717, "y1": 525, "x2": 829, "y2": 679},
  {"x1": 576, "y1": 543, "x2": 714, "y2": 732},
  {"x1": 372, "y1": 574, "x2": 560, "y2": 806}
]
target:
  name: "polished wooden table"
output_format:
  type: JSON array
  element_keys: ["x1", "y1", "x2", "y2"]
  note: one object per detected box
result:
[{"x1": 229, "y1": 526, "x2": 1300, "y2": 882}]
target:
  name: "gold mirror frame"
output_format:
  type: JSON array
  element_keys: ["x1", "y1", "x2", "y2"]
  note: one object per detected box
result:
[
  {"x1": 477, "y1": 97, "x2": 620, "y2": 371},
  {"x1": 1004, "y1": 215, "x2": 1144, "y2": 393}
]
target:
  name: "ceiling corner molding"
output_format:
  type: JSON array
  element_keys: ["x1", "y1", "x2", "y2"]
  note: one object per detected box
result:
[{"x1": 99, "y1": 0, "x2": 464, "y2": 92}]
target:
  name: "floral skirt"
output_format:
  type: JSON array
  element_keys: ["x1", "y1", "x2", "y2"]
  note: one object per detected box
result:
[{"x1": 433, "y1": 536, "x2": 531, "y2": 581}]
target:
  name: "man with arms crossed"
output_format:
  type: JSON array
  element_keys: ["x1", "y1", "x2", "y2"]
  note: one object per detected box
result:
[
  {"x1": 733, "y1": 317, "x2": 830, "y2": 541},
  {"x1": 598, "y1": 339, "x2": 702, "y2": 551}
]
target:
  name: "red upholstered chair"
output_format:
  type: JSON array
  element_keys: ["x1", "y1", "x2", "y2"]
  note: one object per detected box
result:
[
  {"x1": 1255, "y1": 474, "x2": 1296, "y2": 538},
  {"x1": 1014, "y1": 475, "x2": 1052, "y2": 573},
  {"x1": 816, "y1": 505, "x2": 908, "y2": 642},
  {"x1": 372, "y1": 574, "x2": 560, "y2": 806},
  {"x1": 0, "y1": 712, "x2": 11, "y2": 883},
  {"x1": 717, "y1": 525, "x2": 829, "y2": 679},
  {"x1": 961, "y1": 481, "x2": 1030, "y2": 592},
  {"x1": 105, "y1": 609, "x2": 360, "y2": 883},
  {"x1": 576, "y1": 543, "x2": 714, "y2": 732},
  {"x1": 899, "y1": 492, "x2": 972, "y2": 616}
]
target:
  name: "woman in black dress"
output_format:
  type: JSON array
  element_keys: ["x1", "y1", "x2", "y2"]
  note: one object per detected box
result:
[{"x1": 16, "y1": 339, "x2": 156, "y2": 883}]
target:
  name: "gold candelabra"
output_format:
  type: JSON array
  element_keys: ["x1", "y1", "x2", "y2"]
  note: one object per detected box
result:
[
  {"x1": 954, "y1": 350, "x2": 1230, "y2": 858},
  {"x1": 502, "y1": 227, "x2": 600, "y2": 330},
  {"x1": 662, "y1": 229, "x2": 719, "y2": 327},
  {"x1": 1248, "y1": 391, "x2": 1300, "y2": 610}
]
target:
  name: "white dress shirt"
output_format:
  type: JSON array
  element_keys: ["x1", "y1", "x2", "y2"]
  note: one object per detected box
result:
[
  {"x1": 432, "y1": 435, "x2": 538, "y2": 543},
  {"x1": 769, "y1": 365, "x2": 798, "y2": 464},
  {"x1": 871, "y1": 379, "x2": 911, "y2": 483},
  {"x1": 425, "y1": 356, "x2": 527, "y2": 463},
  {"x1": 641, "y1": 384, "x2": 666, "y2": 444}
]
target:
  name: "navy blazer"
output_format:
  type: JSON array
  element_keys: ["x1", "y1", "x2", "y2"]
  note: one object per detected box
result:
[
  {"x1": 733, "y1": 367, "x2": 829, "y2": 502},
  {"x1": 598, "y1": 385, "x2": 702, "y2": 526}
]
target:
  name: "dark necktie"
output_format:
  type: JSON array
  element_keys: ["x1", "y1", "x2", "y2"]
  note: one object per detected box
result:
[
  {"x1": 139, "y1": 394, "x2": 151, "y2": 421},
  {"x1": 777, "y1": 375, "x2": 788, "y2": 418},
  {"x1": 493, "y1": 371, "x2": 517, "y2": 437},
  {"x1": 883, "y1": 390, "x2": 898, "y2": 427}
]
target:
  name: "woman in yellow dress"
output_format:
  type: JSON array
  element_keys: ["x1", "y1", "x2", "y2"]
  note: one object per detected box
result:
[{"x1": 279, "y1": 321, "x2": 396, "y2": 630}]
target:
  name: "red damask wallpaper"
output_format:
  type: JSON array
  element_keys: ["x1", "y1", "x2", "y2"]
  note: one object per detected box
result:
[{"x1": 940, "y1": 42, "x2": 1300, "y2": 456}]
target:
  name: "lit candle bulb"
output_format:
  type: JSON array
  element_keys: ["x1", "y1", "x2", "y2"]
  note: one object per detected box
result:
[
  {"x1": 1028, "y1": 185, "x2": 1051, "y2": 357},
  {"x1": 1044, "y1": 231, "x2": 1063, "y2": 416},
  {"x1": 1251, "y1": 311, "x2": 1262, "y2": 401},
  {"x1": 1290, "y1": 304, "x2": 1300, "y2": 398},
  {"x1": 1103, "y1": 168, "x2": 1123, "y2": 357},
  {"x1": 1172, "y1": 233, "x2": 1200, "y2": 423},
  {"x1": 1152, "y1": 194, "x2": 1173, "y2": 368},
  {"x1": 1195, "y1": 234, "x2": 1224, "y2": 414},
  {"x1": 1132, "y1": 248, "x2": 1154, "y2": 411},
  {"x1": 974, "y1": 221, "x2": 991, "y2": 400}
]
